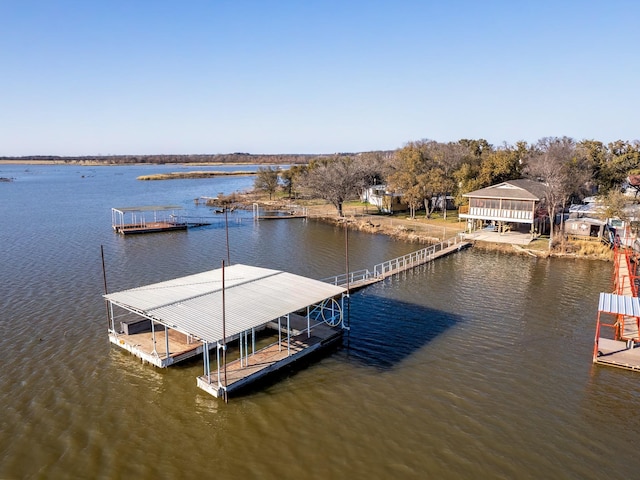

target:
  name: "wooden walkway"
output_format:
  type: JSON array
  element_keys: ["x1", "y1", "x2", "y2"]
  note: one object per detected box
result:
[
  {"x1": 615, "y1": 250, "x2": 640, "y2": 340},
  {"x1": 323, "y1": 235, "x2": 471, "y2": 291},
  {"x1": 615, "y1": 249, "x2": 636, "y2": 296}
]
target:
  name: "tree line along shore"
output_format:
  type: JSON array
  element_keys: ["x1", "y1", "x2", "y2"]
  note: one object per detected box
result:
[
  {"x1": 4, "y1": 136, "x2": 637, "y2": 260},
  {"x1": 0, "y1": 152, "x2": 362, "y2": 165}
]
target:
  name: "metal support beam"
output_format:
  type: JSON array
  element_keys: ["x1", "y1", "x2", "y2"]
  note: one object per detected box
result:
[
  {"x1": 151, "y1": 320, "x2": 158, "y2": 356},
  {"x1": 165, "y1": 324, "x2": 170, "y2": 359},
  {"x1": 287, "y1": 314, "x2": 290, "y2": 356}
]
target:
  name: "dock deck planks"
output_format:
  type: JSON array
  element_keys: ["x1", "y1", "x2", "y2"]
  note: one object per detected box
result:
[
  {"x1": 109, "y1": 328, "x2": 203, "y2": 367},
  {"x1": 595, "y1": 338, "x2": 640, "y2": 371},
  {"x1": 114, "y1": 221, "x2": 188, "y2": 234}
]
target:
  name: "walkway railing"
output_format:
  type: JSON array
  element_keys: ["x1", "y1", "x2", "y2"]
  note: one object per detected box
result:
[
  {"x1": 373, "y1": 235, "x2": 465, "y2": 277},
  {"x1": 322, "y1": 234, "x2": 467, "y2": 288}
]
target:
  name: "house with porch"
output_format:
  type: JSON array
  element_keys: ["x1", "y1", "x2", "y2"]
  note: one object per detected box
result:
[{"x1": 459, "y1": 179, "x2": 549, "y2": 236}]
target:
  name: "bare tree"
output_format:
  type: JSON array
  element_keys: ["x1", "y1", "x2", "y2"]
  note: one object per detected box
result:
[
  {"x1": 300, "y1": 157, "x2": 364, "y2": 216},
  {"x1": 523, "y1": 137, "x2": 577, "y2": 247}
]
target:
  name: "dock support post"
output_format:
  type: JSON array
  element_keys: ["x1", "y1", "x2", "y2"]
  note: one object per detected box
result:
[
  {"x1": 165, "y1": 324, "x2": 170, "y2": 359},
  {"x1": 287, "y1": 314, "x2": 291, "y2": 356},
  {"x1": 216, "y1": 342, "x2": 222, "y2": 387},
  {"x1": 151, "y1": 320, "x2": 158, "y2": 356},
  {"x1": 203, "y1": 341, "x2": 209, "y2": 381},
  {"x1": 244, "y1": 330, "x2": 249, "y2": 364},
  {"x1": 109, "y1": 302, "x2": 115, "y2": 332}
]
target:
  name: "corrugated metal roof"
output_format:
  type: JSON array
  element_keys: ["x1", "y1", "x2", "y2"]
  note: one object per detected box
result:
[
  {"x1": 598, "y1": 292, "x2": 640, "y2": 316},
  {"x1": 104, "y1": 264, "x2": 346, "y2": 343}
]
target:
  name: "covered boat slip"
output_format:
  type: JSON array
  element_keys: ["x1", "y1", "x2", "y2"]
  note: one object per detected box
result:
[
  {"x1": 104, "y1": 264, "x2": 347, "y2": 397},
  {"x1": 593, "y1": 293, "x2": 640, "y2": 371}
]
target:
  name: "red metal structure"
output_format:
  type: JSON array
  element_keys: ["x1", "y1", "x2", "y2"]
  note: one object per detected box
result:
[{"x1": 593, "y1": 240, "x2": 640, "y2": 370}]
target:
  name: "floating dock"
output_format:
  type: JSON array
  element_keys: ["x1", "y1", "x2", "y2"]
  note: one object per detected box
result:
[
  {"x1": 111, "y1": 206, "x2": 211, "y2": 234},
  {"x1": 252, "y1": 203, "x2": 308, "y2": 221},
  {"x1": 105, "y1": 264, "x2": 347, "y2": 399}
]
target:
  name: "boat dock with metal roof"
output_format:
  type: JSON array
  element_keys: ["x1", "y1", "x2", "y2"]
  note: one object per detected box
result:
[{"x1": 104, "y1": 264, "x2": 347, "y2": 399}]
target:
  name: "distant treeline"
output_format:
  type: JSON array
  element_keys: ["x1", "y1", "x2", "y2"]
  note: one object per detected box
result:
[{"x1": 0, "y1": 152, "x2": 390, "y2": 164}]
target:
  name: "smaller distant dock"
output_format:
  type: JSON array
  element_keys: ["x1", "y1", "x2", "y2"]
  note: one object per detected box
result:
[
  {"x1": 112, "y1": 206, "x2": 211, "y2": 234},
  {"x1": 252, "y1": 203, "x2": 308, "y2": 221}
]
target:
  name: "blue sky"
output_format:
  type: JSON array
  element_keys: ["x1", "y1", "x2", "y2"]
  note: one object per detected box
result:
[{"x1": 1, "y1": 0, "x2": 638, "y2": 156}]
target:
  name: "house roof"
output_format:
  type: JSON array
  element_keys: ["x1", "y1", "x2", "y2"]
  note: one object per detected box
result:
[
  {"x1": 104, "y1": 264, "x2": 346, "y2": 344},
  {"x1": 463, "y1": 179, "x2": 548, "y2": 200}
]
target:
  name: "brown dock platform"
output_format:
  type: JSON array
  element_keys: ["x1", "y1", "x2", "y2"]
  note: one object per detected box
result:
[
  {"x1": 109, "y1": 328, "x2": 203, "y2": 367},
  {"x1": 595, "y1": 338, "x2": 640, "y2": 371},
  {"x1": 113, "y1": 221, "x2": 189, "y2": 235}
]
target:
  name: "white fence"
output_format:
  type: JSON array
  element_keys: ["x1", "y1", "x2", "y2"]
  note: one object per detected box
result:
[{"x1": 322, "y1": 235, "x2": 466, "y2": 287}]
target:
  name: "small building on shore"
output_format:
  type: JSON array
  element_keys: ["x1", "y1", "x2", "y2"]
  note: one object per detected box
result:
[{"x1": 361, "y1": 185, "x2": 407, "y2": 214}]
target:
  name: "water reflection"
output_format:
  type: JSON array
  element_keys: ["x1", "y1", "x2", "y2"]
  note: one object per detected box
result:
[{"x1": 345, "y1": 292, "x2": 461, "y2": 369}]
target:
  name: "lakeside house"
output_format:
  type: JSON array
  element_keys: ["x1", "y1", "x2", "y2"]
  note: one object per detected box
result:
[{"x1": 458, "y1": 179, "x2": 549, "y2": 235}]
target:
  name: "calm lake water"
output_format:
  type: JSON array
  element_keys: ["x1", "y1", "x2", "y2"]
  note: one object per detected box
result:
[{"x1": 0, "y1": 164, "x2": 636, "y2": 479}]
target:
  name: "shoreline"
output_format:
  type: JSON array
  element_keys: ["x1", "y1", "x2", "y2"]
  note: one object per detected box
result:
[{"x1": 243, "y1": 197, "x2": 614, "y2": 262}]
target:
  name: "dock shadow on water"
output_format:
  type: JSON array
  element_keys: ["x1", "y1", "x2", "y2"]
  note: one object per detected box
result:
[{"x1": 341, "y1": 290, "x2": 461, "y2": 370}]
